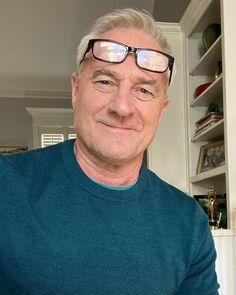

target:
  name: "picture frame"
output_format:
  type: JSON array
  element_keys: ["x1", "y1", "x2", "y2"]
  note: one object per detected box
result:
[
  {"x1": 196, "y1": 140, "x2": 225, "y2": 174},
  {"x1": 0, "y1": 146, "x2": 28, "y2": 155}
]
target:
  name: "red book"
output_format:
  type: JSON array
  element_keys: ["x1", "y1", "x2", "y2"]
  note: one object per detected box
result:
[{"x1": 196, "y1": 112, "x2": 223, "y2": 127}]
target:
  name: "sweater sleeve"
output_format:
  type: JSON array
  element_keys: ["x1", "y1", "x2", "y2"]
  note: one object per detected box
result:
[
  {"x1": 176, "y1": 214, "x2": 220, "y2": 295},
  {"x1": 0, "y1": 155, "x2": 6, "y2": 177}
]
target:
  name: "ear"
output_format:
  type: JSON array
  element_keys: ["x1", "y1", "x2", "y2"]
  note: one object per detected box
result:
[
  {"x1": 71, "y1": 72, "x2": 79, "y2": 109},
  {"x1": 162, "y1": 97, "x2": 169, "y2": 110},
  {"x1": 158, "y1": 98, "x2": 169, "y2": 123}
]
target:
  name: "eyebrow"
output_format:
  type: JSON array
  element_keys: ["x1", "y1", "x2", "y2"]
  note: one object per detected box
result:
[
  {"x1": 90, "y1": 69, "x2": 120, "y2": 81},
  {"x1": 90, "y1": 68, "x2": 158, "y2": 85},
  {"x1": 135, "y1": 77, "x2": 158, "y2": 86},
  {"x1": 89, "y1": 68, "x2": 164, "y2": 95}
]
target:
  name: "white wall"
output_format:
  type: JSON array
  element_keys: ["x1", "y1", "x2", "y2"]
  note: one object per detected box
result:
[
  {"x1": 0, "y1": 97, "x2": 72, "y2": 149},
  {"x1": 148, "y1": 23, "x2": 188, "y2": 193},
  {"x1": 0, "y1": 98, "x2": 32, "y2": 147}
]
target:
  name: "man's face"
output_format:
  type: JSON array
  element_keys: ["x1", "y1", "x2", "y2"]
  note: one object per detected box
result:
[{"x1": 71, "y1": 28, "x2": 169, "y2": 166}]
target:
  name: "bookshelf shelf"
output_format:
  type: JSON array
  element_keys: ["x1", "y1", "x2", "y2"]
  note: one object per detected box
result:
[
  {"x1": 191, "y1": 77, "x2": 223, "y2": 107},
  {"x1": 189, "y1": 165, "x2": 226, "y2": 183},
  {"x1": 191, "y1": 119, "x2": 224, "y2": 142}
]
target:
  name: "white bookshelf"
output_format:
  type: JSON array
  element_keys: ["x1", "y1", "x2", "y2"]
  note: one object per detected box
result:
[{"x1": 180, "y1": 0, "x2": 236, "y2": 230}]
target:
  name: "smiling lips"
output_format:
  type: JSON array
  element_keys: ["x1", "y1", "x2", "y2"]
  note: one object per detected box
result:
[{"x1": 98, "y1": 120, "x2": 141, "y2": 132}]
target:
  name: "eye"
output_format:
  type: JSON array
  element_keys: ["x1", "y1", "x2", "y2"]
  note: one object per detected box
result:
[
  {"x1": 139, "y1": 88, "x2": 151, "y2": 95},
  {"x1": 97, "y1": 80, "x2": 113, "y2": 86},
  {"x1": 92, "y1": 78, "x2": 117, "y2": 92},
  {"x1": 135, "y1": 87, "x2": 154, "y2": 100}
]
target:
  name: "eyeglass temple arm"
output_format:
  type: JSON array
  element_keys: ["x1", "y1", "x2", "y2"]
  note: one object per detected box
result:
[
  {"x1": 168, "y1": 61, "x2": 174, "y2": 85},
  {"x1": 80, "y1": 42, "x2": 92, "y2": 64}
]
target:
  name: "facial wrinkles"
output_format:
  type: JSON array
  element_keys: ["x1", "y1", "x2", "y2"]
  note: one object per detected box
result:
[
  {"x1": 79, "y1": 58, "x2": 166, "y2": 130},
  {"x1": 90, "y1": 68, "x2": 120, "y2": 82},
  {"x1": 88, "y1": 66, "x2": 164, "y2": 99},
  {"x1": 85, "y1": 67, "x2": 148, "y2": 132}
]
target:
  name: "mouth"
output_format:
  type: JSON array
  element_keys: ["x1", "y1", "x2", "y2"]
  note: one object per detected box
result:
[{"x1": 98, "y1": 121, "x2": 137, "y2": 132}]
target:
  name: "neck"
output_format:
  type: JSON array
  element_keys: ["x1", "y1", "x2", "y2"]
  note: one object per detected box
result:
[{"x1": 73, "y1": 140, "x2": 143, "y2": 186}]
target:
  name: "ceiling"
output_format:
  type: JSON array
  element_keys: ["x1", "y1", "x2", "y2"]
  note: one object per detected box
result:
[{"x1": 0, "y1": 0, "x2": 190, "y2": 97}]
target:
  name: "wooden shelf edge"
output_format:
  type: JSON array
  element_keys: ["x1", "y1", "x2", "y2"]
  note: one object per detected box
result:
[
  {"x1": 189, "y1": 165, "x2": 226, "y2": 183},
  {"x1": 212, "y1": 229, "x2": 236, "y2": 237},
  {"x1": 191, "y1": 119, "x2": 224, "y2": 142},
  {"x1": 190, "y1": 35, "x2": 222, "y2": 76},
  {"x1": 190, "y1": 76, "x2": 223, "y2": 107}
]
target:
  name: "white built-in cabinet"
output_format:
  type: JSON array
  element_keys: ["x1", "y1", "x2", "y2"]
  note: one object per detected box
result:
[
  {"x1": 180, "y1": 0, "x2": 236, "y2": 229},
  {"x1": 180, "y1": 0, "x2": 236, "y2": 294}
]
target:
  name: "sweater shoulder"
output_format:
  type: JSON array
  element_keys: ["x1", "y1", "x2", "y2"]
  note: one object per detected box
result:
[
  {"x1": 145, "y1": 167, "x2": 188, "y2": 199},
  {"x1": 0, "y1": 141, "x2": 70, "y2": 180},
  {"x1": 145, "y1": 167, "x2": 205, "y2": 219}
]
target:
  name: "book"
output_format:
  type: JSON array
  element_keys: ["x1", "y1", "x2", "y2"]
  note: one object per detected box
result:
[
  {"x1": 194, "y1": 121, "x2": 220, "y2": 135},
  {"x1": 195, "y1": 112, "x2": 223, "y2": 128},
  {"x1": 195, "y1": 117, "x2": 222, "y2": 131}
]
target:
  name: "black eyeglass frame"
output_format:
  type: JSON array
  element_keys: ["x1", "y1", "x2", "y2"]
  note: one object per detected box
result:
[{"x1": 81, "y1": 39, "x2": 175, "y2": 85}]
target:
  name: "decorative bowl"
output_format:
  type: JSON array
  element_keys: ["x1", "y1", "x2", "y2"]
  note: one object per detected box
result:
[{"x1": 194, "y1": 82, "x2": 212, "y2": 98}]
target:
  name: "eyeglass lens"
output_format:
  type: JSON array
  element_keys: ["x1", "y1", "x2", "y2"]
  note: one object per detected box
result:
[
  {"x1": 137, "y1": 50, "x2": 169, "y2": 72},
  {"x1": 92, "y1": 40, "x2": 170, "y2": 73},
  {"x1": 93, "y1": 41, "x2": 126, "y2": 63}
]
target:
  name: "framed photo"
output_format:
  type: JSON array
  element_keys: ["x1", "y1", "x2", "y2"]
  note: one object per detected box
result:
[
  {"x1": 196, "y1": 140, "x2": 225, "y2": 174},
  {"x1": 0, "y1": 146, "x2": 28, "y2": 155}
]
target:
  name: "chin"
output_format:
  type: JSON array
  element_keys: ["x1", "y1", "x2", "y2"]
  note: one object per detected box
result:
[
  {"x1": 98, "y1": 150, "x2": 132, "y2": 164},
  {"x1": 91, "y1": 144, "x2": 141, "y2": 166}
]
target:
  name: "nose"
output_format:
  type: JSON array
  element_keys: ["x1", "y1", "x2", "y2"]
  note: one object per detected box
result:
[{"x1": 107, "y1": 81, "x2": 136, "y2": 118}]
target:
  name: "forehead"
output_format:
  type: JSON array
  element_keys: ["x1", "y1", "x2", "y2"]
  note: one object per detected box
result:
[{"x1": 99, "y1": 28, "x2": 162, "y2": 51}]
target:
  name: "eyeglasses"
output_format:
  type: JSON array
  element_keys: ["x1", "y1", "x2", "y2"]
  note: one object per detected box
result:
[{"x1": 81, "y1": 39, "x2": 175, "y2": 84}]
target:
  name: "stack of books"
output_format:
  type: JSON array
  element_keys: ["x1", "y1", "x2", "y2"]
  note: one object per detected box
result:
[{"x1": 195, "y1": 112, "x2": 223, "y2": 135}]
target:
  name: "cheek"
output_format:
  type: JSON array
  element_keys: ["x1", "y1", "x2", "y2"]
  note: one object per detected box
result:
[
  {"x1": 73, "y1": 88, "x2": 91, "y2": 128},
  {"x1": 138, "y1": 103, "x2": 165, "y2": 148},
  {"x1": 74, "y1": 84, "x2": 95, "y2": 113},
  {"x1": 142, "y1": 104, "x2": 163, "y2": 130},
  {"x1": 73, "y1": 86, "x2": 108, "y2": 126}
]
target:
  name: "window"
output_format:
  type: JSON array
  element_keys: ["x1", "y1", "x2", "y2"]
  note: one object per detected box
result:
[
  {"x1": 41, "y1": 134, "x2": 64, "y2": 148},
  {"x1": 40, "y1": 126, "x2": 76, "y2": 148},
  {"x1": 68, "y1": 133, "x2": 77, "y2": 140},
  {"x1": 41, "y1": 132, "x2": 76, "y2": 148},
  {"x1": 25, "y1": 108, "x2": 75, "y2": 148}
]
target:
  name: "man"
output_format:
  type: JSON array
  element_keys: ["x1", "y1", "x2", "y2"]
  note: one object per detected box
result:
[{"x1": 0, "y1": 8, "x2": 219, "y2": 295}]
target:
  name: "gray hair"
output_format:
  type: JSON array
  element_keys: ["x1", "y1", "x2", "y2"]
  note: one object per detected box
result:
[{"x1": 76, "y1": 8, "x2": 173, "y2": 80}]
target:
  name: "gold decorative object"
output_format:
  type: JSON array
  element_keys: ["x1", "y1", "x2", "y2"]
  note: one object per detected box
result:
[
  {"x1": 207, "y1": 186, "x2": 224, "y2": 229},
  {"x1": 208, "y1": 186, "x2": 217, "y2": 229}
]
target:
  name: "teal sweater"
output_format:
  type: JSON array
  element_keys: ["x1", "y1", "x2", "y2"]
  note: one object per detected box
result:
[{"x1": 0, "y1": 140, "x2": 219, "y2": 294}]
